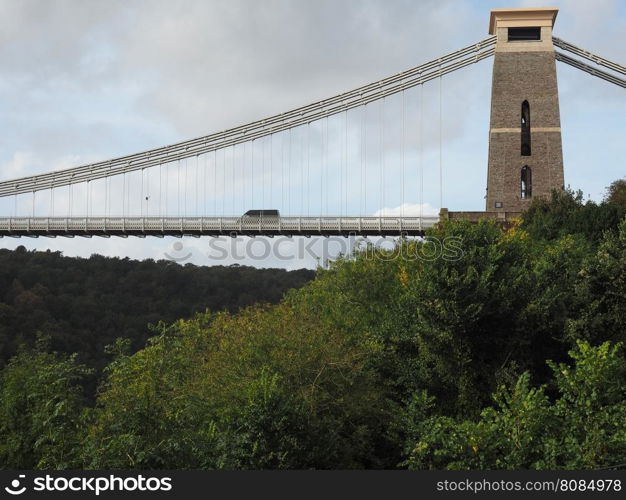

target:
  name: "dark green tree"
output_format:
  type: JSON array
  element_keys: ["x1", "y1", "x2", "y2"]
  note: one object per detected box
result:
[
  {"x1": 521, "y1": 188, "x2": 624, "y2": 244},
  {"x1": 605, "y1": 178, "x2": 626, "y2": 209},
  {"x1": 568, "y1": 218, "x2": 626, "y2": 345},
  {"x1": 405, "y1": 341, "x2": 626, "y2": 470},
  {"x1": 0, "y1": 337, "x2": 91, "y2": 469}
]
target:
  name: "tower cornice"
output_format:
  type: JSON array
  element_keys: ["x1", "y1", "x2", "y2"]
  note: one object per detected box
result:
[{"x1": 489, "y1": 7, "x2": 559, "y2": 35}]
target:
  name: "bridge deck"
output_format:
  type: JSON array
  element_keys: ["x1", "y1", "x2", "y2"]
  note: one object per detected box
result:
[{"x1": 0, "y1": 216, "x2": 439, "y2": 238}]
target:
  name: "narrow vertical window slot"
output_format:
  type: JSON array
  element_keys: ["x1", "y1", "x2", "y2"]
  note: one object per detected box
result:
[
  {"x1": 521, "y1": 100, "x2": 531, "y2": 156},
  {"x1": 521, "y1": 166, "x2": 532, "y2": 199}
]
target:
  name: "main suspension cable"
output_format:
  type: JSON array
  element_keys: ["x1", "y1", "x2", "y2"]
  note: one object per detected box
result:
[
  {"x1": 553, "y1": 37, "x2": 626, "y2": 77},
  {"x1": 0, "y1": 37, "x2": 496, "y2": 197},
  {"x1": 555, "y1": 51, "x2": 626, "y2": 88}
]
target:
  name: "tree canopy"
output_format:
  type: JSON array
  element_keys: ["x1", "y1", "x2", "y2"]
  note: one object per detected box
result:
[{"x1": 0, "y1": 248, "x2": 313, "y2": 386}]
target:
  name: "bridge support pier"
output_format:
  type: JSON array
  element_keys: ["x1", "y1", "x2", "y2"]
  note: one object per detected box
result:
[
  {"x1": 485, "y1": 8, "x2": 564, "y2": 213},
  {"x1": 439, "y1": 208, "x2": 521, "y2": 227}
]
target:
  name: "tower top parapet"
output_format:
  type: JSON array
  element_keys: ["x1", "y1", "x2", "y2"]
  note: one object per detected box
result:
[{"x1": 489, "y1": 7, "x2": 558, "y2": 35}]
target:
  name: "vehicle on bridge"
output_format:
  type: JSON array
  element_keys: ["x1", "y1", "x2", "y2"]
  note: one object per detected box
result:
[{"x1": 241, "y1": 209, "x2": 280, "y2": 219}]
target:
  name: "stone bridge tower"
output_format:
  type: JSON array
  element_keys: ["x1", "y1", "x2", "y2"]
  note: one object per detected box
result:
[{"x1": 486, "y1": 7, "x2": 564, "y2": 212}]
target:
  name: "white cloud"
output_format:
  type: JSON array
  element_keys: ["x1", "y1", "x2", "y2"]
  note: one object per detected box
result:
[
  {"x1": 0, "y1": 151, "x2": 102, "y2": 181},
  {"x1": 373, "y1": 203, "x2": 439, "y2": 217},
  {"x1": 0, "y1": 151, "x2": 39, "y2": 179}
]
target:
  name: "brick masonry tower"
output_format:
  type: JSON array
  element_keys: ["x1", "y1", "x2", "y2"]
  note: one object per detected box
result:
[{"x1": 486, "y1": 7, "x2": 564, "y2": 212}]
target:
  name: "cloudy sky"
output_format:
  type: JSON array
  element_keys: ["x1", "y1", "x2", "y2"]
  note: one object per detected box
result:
[{"x1": 0, "y1": 0, "x2": 624, "y2": 268}]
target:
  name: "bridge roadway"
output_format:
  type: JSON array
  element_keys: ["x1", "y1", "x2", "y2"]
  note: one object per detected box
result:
[{"x1": 0, "y1": 216, "x2": 439, "y2": 238}]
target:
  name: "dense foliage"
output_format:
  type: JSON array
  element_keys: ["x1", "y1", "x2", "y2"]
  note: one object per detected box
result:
[
  {"x1": 0, "y1": 183, "x2": 624, "y2": 470},
  {"x1": 405, "y1": 341, "x2": 626, "y2": 469},
  {"x1": 0, "y1": 249, "x2": 314, "y2": 376},
  {"x1": 0, "y1": 336, "x2": 91, "y2": 469}
]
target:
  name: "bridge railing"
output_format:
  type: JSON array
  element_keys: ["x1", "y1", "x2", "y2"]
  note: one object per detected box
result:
[{"x1": 0, "y1": 216, "x2": 440, "y2": 237}]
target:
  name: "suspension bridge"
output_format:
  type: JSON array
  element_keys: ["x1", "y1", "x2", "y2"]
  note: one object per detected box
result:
[{"x1": 0, "y1": 7, "x2": 624, "y2": 239}]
